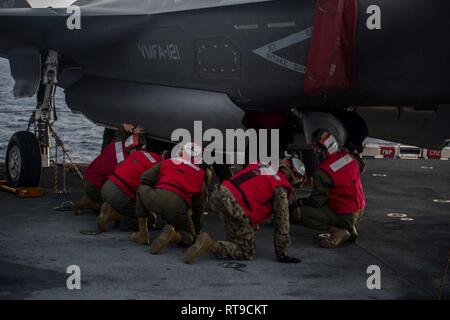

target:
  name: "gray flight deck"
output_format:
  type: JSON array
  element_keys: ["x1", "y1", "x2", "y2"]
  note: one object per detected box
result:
[{"x1": 0, "y1": 159, "x2": 449, "y2": 300}]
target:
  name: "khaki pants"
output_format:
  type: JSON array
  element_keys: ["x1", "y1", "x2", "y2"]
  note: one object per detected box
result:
[
  {"x1": 135, "y1": 185, "x2": 196, "y2": 246},
  {"x1": 84, "y1": 180, "x2": 102, "y2": 203},
  {"x1": 291, "y1": 205, "x2": 364, "y2": 231},
  {"x1": 101, "y1": 180, "x2": 138, "y2": 231}
]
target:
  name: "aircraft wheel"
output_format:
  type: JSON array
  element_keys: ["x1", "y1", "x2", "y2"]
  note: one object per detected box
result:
[{"x1": 5, "y1": 131, "x2": 42, "y2": 187}]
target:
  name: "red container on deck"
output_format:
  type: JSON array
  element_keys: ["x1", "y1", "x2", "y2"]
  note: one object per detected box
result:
[
  {"x1": 380, "y1": 146, "x2": 396, "y2": 158},
  {"x1": 427, "y1": 149, "x2": 442, "y2": 159}
]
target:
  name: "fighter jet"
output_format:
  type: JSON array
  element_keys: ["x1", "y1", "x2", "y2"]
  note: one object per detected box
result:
[{"x1": 1, "y1": 0, "x2": 450, "y2": 186}]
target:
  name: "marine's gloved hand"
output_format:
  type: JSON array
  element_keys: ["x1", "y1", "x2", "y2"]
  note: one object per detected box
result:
[
  {"x1": 161, "y1": 150, "x2": 170, "y2": 160},
  {"x1": 133, "y1": 125, "x2": 146, "y2": 134},
  {"x1": 278, "y1": 255, "x2": 301, "y2": 263},
  {"x1": 122, "y1": 123, "x2": 135, "y2": 133}
]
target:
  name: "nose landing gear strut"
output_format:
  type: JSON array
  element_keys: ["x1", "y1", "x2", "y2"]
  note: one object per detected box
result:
[{"x1": 5, "y1": 51, "x2": 60, "y2": 188}]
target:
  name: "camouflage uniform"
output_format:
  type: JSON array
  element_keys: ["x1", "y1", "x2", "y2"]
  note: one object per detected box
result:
[
  {"x1": 211, "y1": 185, "x2": 291, "y2": 260},
  {"x1": 135, "y1": 163, "x2": 209, "y2": 246}
]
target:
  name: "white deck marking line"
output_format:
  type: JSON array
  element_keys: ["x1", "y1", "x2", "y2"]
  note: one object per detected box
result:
[
  {"x1": 268, "y1": 22, "x2": 296, "y2": 28},
  {"x1": 234, "y1": 24, "x2": 259, "y2": 30}
]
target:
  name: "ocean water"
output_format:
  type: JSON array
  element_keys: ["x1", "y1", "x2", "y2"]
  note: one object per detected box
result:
[{"x1": 0, "y1": 58, "x2": 103, "y2": 163}]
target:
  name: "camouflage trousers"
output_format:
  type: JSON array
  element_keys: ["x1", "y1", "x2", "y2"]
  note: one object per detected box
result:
[{"x1": 211, "y1": 187, "x2": 256, "y2": 260}]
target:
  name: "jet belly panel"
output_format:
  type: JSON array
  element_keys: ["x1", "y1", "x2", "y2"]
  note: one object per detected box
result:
[{"x1": 65, "y1": 77, "x2": 245, "y2": 142}]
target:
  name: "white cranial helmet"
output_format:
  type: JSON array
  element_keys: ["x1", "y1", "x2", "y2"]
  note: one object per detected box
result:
[{"x1": 180, "y1": 142, "x2": 203, "y2": 164}]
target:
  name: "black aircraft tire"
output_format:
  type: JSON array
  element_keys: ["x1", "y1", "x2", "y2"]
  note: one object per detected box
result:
[{"x1": 5, "y1": 131, "x2": 42, "y2": 188}]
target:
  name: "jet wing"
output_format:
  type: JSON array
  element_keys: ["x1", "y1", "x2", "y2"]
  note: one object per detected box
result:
[
  {"x1": 0, "y1": 0, "x2": 273, "y2": 13},
  {"x1": 0, "y1": 0, "x2": 274, "y2": 52}
]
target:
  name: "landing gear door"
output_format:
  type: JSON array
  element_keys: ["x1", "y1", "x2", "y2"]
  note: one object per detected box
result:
[
  {"x1": 300, "y1": 112, "x2": 347, "y2": 147},
  {"x1": 8, "y1": 46, "x2": 41, "y2": 99},
  {"x1": 304, "y1": 0, "x2": 358, "y2": 96}
]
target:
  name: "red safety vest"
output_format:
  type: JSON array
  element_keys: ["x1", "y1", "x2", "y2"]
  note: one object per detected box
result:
[
  {"x1": 154, "y1": 159, "x2": 205, "y2": 208},
  {"x1": 84, "y1": 141, "x2": 129, "y2": 189},
  {"x1": 223, "y1": 163, "x2": 292, "y2": 226},
  {"x1": 109, "y1": 150, "x2": 162, "y2": 199},
  {"x1": 319, "y1": 150, "x2": 365, "y2": 214}
]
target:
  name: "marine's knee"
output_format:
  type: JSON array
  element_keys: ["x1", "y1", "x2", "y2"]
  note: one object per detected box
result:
[
  {"x1": 241, "y1": 250, "x2": 255, "y2": 260},
  {"x1": 136, "y1": 184, "x2": 152, "y2": 199},
  {"x1": 297, "y1": 206, "x2": 317, "y2": 218},
  {"x1": 136, "y1": 185, "x2": 156, "y2": 211},
  {"x1": 240, "y1": 244, "x2": 256, "y2": 260},
  {"x1": 100, "y1": 181, "x2": 117, "y2": 203}
]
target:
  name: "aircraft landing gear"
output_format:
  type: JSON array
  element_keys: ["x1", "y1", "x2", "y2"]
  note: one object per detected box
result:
[
  {"x1": 5, "y1": 131, "x2": 42, "y2": 188},
  {"x1": 5, "y1": 51, "x2": 58, "y2": 188}
]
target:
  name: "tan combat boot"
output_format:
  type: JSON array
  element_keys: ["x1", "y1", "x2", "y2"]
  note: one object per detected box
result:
[
  {"x1": 73, "y1": 195, "x2": 101, "y2": 215},
  {"x1": 149, "y1": 224, "x2": 181, "y2": 254},
  {"x1": 98, "y1": 203, "x2": 120, "y2": 232},
  {"x1": 73, "y1": 195, "x2": 89, "y2": 215},
  {"x1": 183, "y1": 232, "x2": 219, "y2": 264},
  {"x1": 130, "y1": 218, "x2": 149, "y2": 245},
  {"x1": 320, "y1": 227, "x2": 351, "y2": 248}
]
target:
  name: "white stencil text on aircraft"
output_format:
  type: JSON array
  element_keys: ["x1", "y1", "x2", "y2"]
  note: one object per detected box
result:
[{"x1": 138, "y1": 44, "x2": 182, "y2": 61}]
